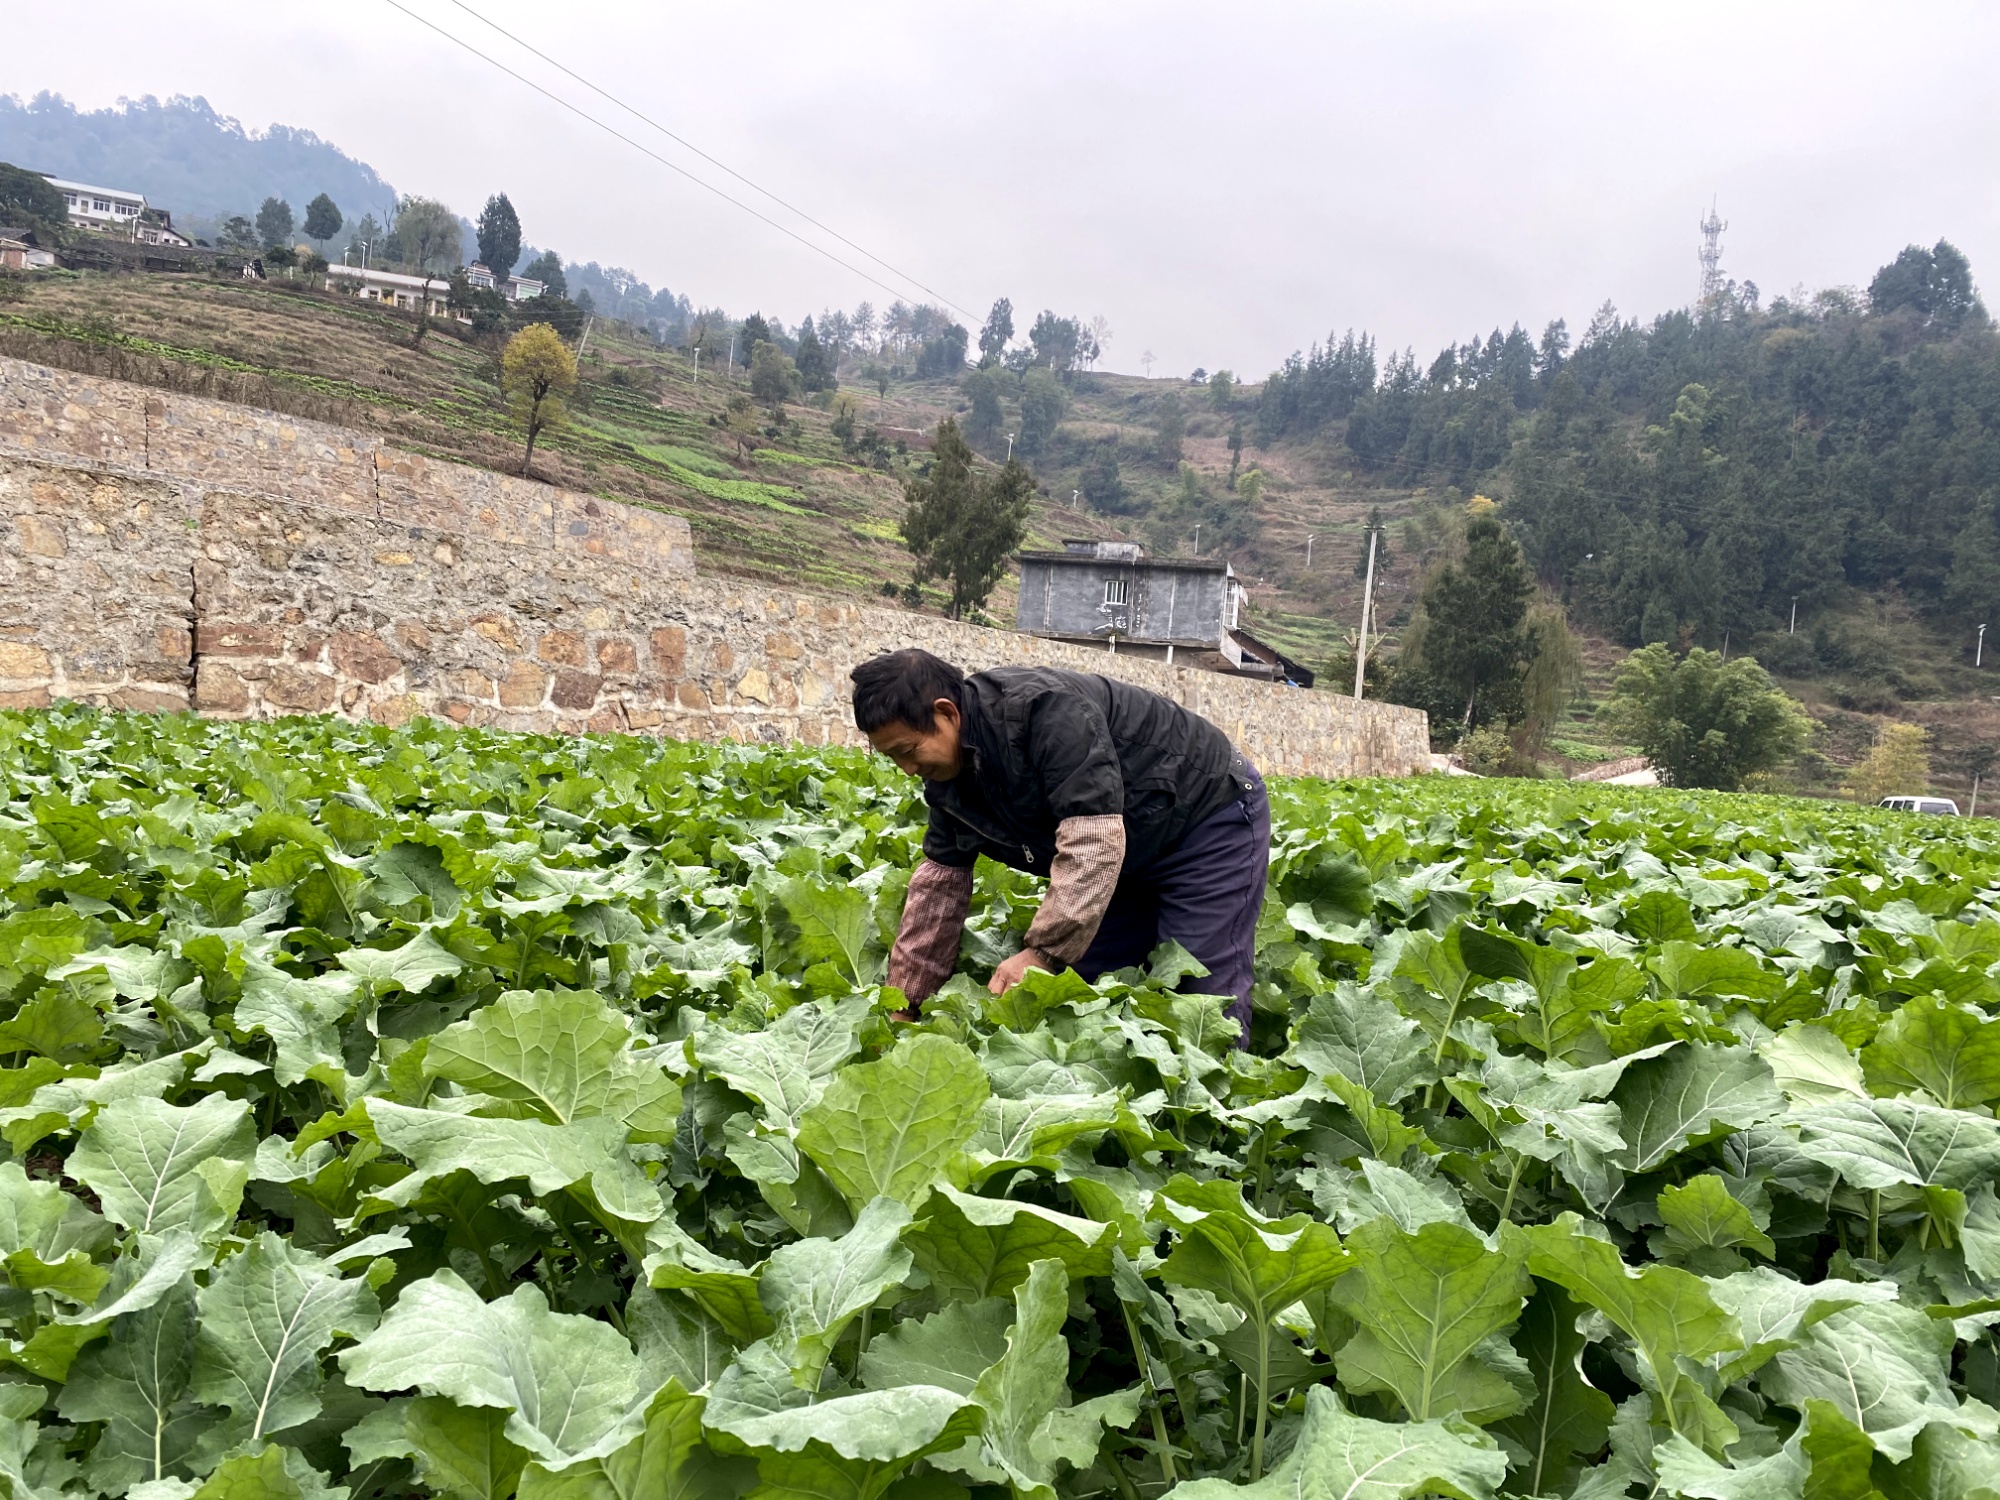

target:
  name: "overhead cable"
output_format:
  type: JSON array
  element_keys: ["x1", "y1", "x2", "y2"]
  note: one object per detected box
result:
[
  {"x1": 380, "y1": 0, "x2": 964, "y2": 316},
  {"x1": 442, "y1": 0, "x2": 975, "y2": 322}
]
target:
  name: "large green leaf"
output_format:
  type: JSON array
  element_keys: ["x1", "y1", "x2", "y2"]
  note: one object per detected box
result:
[
  {"x1": 424, "y1": 988, "x2": 681, "y2": 1141},
  {"x1": 233, "y1": 964, "x2": 360, "y2": 1091},
  {"x1": 796, "y1": 1034, "x2": 988, "y2": 1211},
  {"x1": 1164, "y1": 1385, "x2": 1505, "y2": 1499},
  {"x1": 1490, "y1": 1284, "x2": 1613, "y2": 1497},
  {"x1": 362, "y1": 1100, "x2": 662, "y2": 1228},
  {"x1": 344, "y1": 1395, "x2": 530, "y2": 1500},
  {"x1": 1759, "y1": 1301, "x2": 1964, "y2": 1462},
  {"x1": 1860, "y1": 994, "x2": 2000, "y2": 1108},
  {"x1": 189, "y1": 1232, "x2": 379, "y2": 1449},
  {"x1": 1289, "y1": 983, "x2": 1437, "y2": 1103},
  {"x1": 1610, "y1": 1043, "x2": 1785, "y2": 1172},
  {"x1": 929, "y1": 1258, "x2": 1138, "y2": 1500},
  {"x1": 514, "y1": 1381, "x2": 741, "y2": 1500},
  {"x1": 56, "y1": 1272, "x2": 211, "y2": 1493},
  {"x1": 68, "y1": 1094, "x2": 257, "y2": 1238},
  {"x1": 0, "y1": 1159, "x2": 114, "y2": 1304},
  {"x1": 856, "y1": 1298, "x2": 1014, "y2": 1395},
  {"x1": 904, "y1": 1184, "x2": 1113, "y2": 1301},
  {"x1": 1329, "y1": 1218, "x2": 1531, "y2": 1423},
  {"x1": 338, "y1": 1271, "x2": 649, "y2": 1467},
  {"x1": 1511, "y1": 1216, "x2": 1743, "y2": 1454},
  {"x1": 1656, "y1": 1174, "x2": 1776, "y2": 1261},
  {"x1": 693, "y1": 997, "x2": 870, "y2": 1130},
  {"x1": 757, "y1": 1197, "x2": 911, "y2": 1387},
  {"x1": 1791, "y1": 1097, "x2": 2000, "y2": 1190},
  {"x1": 1153, "y1": 1175, "x2": 1349, "y2": 1325}
]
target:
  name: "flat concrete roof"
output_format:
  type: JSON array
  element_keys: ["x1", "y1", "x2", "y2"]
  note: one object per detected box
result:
[{"x1": 1016, "y1": 550, "x2": 1230, "y2": 574}]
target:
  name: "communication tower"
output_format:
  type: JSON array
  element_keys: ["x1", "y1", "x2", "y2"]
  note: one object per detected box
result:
[{"x1": 1698, "y1": 201, "x2": 1727, "y2": 303}]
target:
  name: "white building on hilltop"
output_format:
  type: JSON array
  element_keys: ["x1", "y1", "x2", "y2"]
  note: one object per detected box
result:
[{"x1": 42, "y1": 177, "x2": 145, "y2": 230}]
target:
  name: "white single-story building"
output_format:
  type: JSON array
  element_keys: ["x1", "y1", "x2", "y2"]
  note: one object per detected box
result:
[
  {"x1": 466, "y1": 262, "x2": 546, "y2": 301},
  {"x1": 326, "y1": 263, "x2": 456, "y2": 316}
]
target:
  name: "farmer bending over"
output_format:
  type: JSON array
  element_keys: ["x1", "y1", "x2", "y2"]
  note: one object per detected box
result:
[{"x1": 851, "y1": 648, "x2": 1270, "y2": 1035}]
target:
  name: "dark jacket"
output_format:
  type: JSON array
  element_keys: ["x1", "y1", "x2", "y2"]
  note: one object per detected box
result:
[{"x1": 921, "y1": 667, "x2": 1248, "y2": 877}]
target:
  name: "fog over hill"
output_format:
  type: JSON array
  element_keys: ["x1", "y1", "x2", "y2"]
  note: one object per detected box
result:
[{"x1": 0, "y1": 92, "x2": 398, "y2": 227}]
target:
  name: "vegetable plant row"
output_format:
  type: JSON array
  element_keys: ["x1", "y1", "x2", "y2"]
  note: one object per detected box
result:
[{"x1": 0, "y1": 706, "x2": 1995, "y2": 1500}]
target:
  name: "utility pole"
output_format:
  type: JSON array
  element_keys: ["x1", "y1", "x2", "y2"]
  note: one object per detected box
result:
[
  {"x1": 577, "y1": 316, "x2": 595, "y2": 359},
  {"x1": 1305, "y1": 534, "x2": 1315, "y2": 571},
  {"x1": 1353, "y1": 524, "x2": 1382, "y2": 699},
  {"x1": 726, "y1": 332, "x2": 737, "y2": 386},
  {"x1": 1789, "y1": 597, "x2": 1798, "y2": 635}
]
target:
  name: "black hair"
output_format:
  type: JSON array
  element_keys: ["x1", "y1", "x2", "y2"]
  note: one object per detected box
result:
[{"x1": 850, "y1": 649, "x2": 964, "y2": 733}]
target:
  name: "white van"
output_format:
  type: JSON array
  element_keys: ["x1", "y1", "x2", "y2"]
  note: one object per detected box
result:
[{"x1": 1879, "y1": 796, "x2": 1960, "y2": 815}]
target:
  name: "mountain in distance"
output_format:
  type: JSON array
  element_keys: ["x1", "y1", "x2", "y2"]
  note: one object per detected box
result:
[{"x1": 0, "y1": 92, "x2": 398, "y2": 228}]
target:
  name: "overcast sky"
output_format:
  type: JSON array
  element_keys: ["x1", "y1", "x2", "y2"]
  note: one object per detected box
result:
[{"x1": 9, "y1": 1, "x2": 1999, "y2": 375}]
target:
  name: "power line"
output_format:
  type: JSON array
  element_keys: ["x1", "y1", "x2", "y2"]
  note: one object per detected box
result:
[
  {"x1": 441, "y1": 0, "x2": 974, "y2": 324},
  {"x1": 380, "y1": 0, "x2": 964, "y2": 317}
]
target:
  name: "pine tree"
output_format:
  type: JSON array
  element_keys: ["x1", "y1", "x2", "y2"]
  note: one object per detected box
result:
[
  {"x1": 476, "y1": 194, "x2": 522, "y2": 278},
  {"x1": 902, "y1": 420, "x2": 1032, "y2": 619}
]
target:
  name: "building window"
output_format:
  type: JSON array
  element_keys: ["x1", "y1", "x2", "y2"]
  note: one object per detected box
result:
[
  {"x1": 92, "y1": 200, "x2": 111, "y2": 213},
  {"x1": 1103, "y1": 577, "x2": 1128, "y2": 606}
]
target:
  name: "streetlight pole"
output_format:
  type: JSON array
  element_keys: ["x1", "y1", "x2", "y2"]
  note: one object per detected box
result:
[
  {"x1": 1305, "y1": 534, "x2": 1315, "y2": 571},
  {"x1": 1980, "y1": 623, "x2": 1989, "y2": 668},
  {"x1": 1192, "y1": 523, "x2": 1202, "y2": 555},
  {"x1": 1354, "y1": 525, "x2": 1381, "y2": 699},
  {"x1": 691, "y1": 344, "x2": 701, "y2": 387},
  {"x1": 1006, "y1": 432, "x2": 1016, "y2": 461},
  {"x1": 1789, "y1": 597, "x2": 1798, "y2": 635}
]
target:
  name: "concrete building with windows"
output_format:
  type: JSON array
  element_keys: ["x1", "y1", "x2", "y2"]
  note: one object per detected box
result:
[
  {"x1": 41, "y1": 177, "x2": 146, "y2": 231},
  {"x1": 325, "y1": 263, "x2": 456, "y2": 316},
  {"x1": 466, "y1": 262, "x2": 546, "y2": 301},
  {"x1": 1013, "y1": 539, "x2": 1312, "y2": 683}
]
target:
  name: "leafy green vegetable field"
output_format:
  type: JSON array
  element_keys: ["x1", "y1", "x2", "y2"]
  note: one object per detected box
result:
[{"x1": 0, "y1": 707, "x2": 1996, "y2": 1500}]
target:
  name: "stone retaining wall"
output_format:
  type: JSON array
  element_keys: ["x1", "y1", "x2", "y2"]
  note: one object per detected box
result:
[{"x1": 0, "y1": 358, "x2": 1431, "y2": 777}]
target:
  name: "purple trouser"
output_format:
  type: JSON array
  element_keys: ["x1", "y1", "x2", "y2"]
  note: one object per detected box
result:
[{"x1": 1074, "y1": 765, "x2": 1271, "y2": 1037}]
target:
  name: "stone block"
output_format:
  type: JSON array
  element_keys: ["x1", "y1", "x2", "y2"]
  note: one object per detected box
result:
[
  {"x1": 0, "y1": 687, "x2": 51, "y2": 709},
  {"x1": 193, "y1": 663, "x2": 250, "y2": 712},
  {"x1": 377, "y1": 450, "x2": 552, "y2": 546},
  {"x1": 676, "y1": 681, "x2": 709, "y2": 709},
  {"x1": 472, "y1": 615, "x2": 521, "y2": 650},
  {"x1": 767, "y1": 631, "x2": 802, "y2": 661},
  {"x1": 263, "y1": 666, "x2": 336, "y2": 712},
  {"x1": 198, "y1": 623, "x2": 286, "y2": 658},
  {"x1": 586, "y1": 705, "x2": 627, "y2": 734},
  {"x1": 596, "y1": 636, "x2": 638, "y2": 674},
  {"x1": 551, "y1": 670, "x2": 602, "y2": 710},
  {"x1": 12, "y1": 514, "x2": 67, "y2": 558},
  {"x1": 369, "y1": 694, "x2": 421, "y2": 727},
  {"x1": 650, "y1": 626, "x2": 687, "y2": 678},
  {"x1": 537, "y1": 630, "x2": 587, "y2": 667},
  {"x1": 0, "y1": 641, "x2": 51, "y2": 679},
  {"x1": 626, "y1": 706, "x2": 663, "y2": 730},
  {"x1": 330, "y1": 631, "x2": 403, "y2": 685},
  {"x1": 734, "y1": 668, "x2": 773, "y2": 706},
  {"x1": 498, "y1": 660, "x2": 549, "y2": 709}
]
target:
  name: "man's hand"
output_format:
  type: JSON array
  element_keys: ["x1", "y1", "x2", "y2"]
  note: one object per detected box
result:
[{"x1": 988, "y1": 947, "x2": 1052, "y2": 995}]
